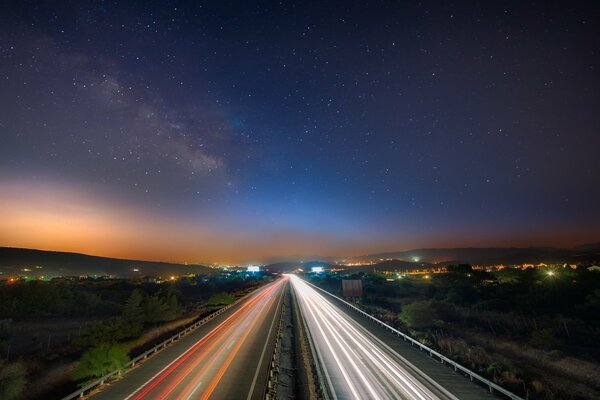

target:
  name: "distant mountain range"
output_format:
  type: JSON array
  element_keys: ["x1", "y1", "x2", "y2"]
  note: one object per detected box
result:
[
  {"x1": 1, "y1": 244, "x2": 598, "y2": 278},
  {"x1": 347, "y1": 244, "x2": 600, "y2": 266},
  {"x1": 0, "y1": 247, "x2": 213, "y2": 278}
]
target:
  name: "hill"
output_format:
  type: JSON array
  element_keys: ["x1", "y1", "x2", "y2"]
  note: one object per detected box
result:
[
  {"x1": 0, "y1": 247, "x2": 213, "y2": 277},
  {"x1": 346, "y1": 245, "x2": 600, "y2": 266}
]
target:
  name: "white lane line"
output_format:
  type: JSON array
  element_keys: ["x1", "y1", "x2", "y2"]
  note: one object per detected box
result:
[
  {"x1": 184, "y1": 380, "x2": 203, "y2": 400},
  {"x1": 302, "y1": 283, "x2": 382, "y2": 400},
  {"x1": 316, "y1": 289, "x2": 458, "y2": 400},
  {"x1": 293, "y1": 282, "x2": 339, "y2": 400},
  {"x1": 246, "y1": 282, "x2": 285, "y2": 400},
  {"x1": 311, "y1": 289, "x2": 424, "y2": 399},
  {"x1": 293, "y1": 278, "x2": 361, "y2": 400},
  {"x1": 310, "y1": 293, "x2": 404, "y2": 399}
]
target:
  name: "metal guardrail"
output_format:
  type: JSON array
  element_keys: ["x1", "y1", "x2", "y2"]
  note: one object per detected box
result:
[
  {"x1": 62, "y1": 296, "x2": 245, "y2": 400},
  {"x1": 265, "y1": 293, "x2": 286, "y2": 400},
  {"x1": 304, "y1": 279, "x2": 523, "y2": 400}
]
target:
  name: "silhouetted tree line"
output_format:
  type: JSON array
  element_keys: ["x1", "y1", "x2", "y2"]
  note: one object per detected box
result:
[
  {"x1": 70, "y1": 276, "x2": 267, "y2": 386},
  {"x1": 0, "y1": 274, "x2": 269, "y2": 392}
]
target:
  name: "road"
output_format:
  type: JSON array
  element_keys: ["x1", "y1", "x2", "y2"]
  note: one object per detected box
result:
[
  {"x1": 91, "y1": 276, "x2": 287, "y2": 400},
  {"x1": 289, "y1": 274, "x2": 460, "y2": 400}
]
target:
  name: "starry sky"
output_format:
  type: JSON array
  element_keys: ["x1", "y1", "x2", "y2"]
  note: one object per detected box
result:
[{"x1": 0, "y1": 1, "x2": 599, "y2": 262}]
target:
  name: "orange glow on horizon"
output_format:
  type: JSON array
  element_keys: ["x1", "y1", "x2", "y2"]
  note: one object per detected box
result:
[
  {"x1": 0, "y1": 180, "x2": 377, "y2": 262},
  {"x1": 1, "y1": 179, "x2": 598, "y2": 263}
]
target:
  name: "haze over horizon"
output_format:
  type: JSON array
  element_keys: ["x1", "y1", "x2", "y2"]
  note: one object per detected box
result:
[{"x1": 1, "y1": 2, "x2": 599, "y2": 263}]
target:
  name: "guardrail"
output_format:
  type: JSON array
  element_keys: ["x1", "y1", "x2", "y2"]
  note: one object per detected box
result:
[
  {"x1": 304, "y1": 279, "x2": 523, "y2": 400},
  {"x1": 62, "y1": 296, "x2": 246, "y2": 400},
  {"x1": 265, "y1": 293, "x2": 286, "y2": 400}
]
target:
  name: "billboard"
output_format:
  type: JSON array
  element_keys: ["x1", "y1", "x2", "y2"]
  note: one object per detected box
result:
[
  {"x1": 342, "y1": 279, "x2": 363, "y2": 297},
  {"x1": 247, "y1": 266, "x2": 260, "y2": 272},
  {"x1": 311, "y1": 266, "x2": 324, "y2": 273}
]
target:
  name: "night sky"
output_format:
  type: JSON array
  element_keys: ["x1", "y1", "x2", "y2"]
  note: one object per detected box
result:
[{"x1": 1, "y1": 1, "x2": 599, "y2": 262}]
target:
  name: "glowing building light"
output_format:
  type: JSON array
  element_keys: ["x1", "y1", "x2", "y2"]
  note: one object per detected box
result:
[
  {"x1": 247, "y1": 266, "x2": 260, "y2": 272},
  {"x1": 311, "y1": 266, "x2": 324, "y2": 273}
]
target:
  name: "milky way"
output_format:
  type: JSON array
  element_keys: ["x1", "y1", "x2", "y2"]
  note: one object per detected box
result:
[{"x1": 1, "y1": 2, "x2": 599, "y2": 261}]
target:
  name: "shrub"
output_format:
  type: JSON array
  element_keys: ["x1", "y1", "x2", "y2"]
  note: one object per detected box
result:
[
  {"x1": 73, "y1": 344, "x2": 129, "y2": 386},
  {"x1": 542, "y1": 350, "x2": 563, "y2": 362},
  {"x1": 398, "y1": 300, "x2": 456, "y2": 329},
  {"x1": 399, "y1": 300, "x2": 441, "y2": 329},
  {"x1": 529, "y1": 328, "x2": 562, "y2": 350},
  {"x1": 207, "y1": 292, "x2": 235, "y2": 306},
  {"x1": 0, "y1": 360, "x2": 26, "y2": 400}
]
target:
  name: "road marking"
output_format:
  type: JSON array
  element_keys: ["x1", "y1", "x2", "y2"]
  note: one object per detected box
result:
[
  {"x1": 123, "y1": 281, "x2": 279, "y2": 400},
  {"x1": 184, "y1": 380, "x2": 203, "y2": 400},
  {"x1": 246, "y1": 279, "x2": 286, "y2": 400},
  {"x1": 200, "y1": 281, "x2": 282, "y2": 400}
]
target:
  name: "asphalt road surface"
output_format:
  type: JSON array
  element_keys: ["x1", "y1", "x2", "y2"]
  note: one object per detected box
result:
[
  {"x1": 91, "y1": 276, "x2": 287, "y2": 400},
  {"x1": 290, "y1": 274, "x2": 461, "y2": 400}
]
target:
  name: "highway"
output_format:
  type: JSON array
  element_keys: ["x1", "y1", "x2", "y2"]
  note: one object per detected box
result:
[
  {"x1": 91, "y1": 276, "x2": 287, "y2": 400},
  {"x1": 289, "y1": 274, "x2": 460, "y2": 400}
]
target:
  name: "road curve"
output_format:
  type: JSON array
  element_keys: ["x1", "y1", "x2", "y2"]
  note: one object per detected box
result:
[
  {"x1": 91, "y1": 276, "x2": 287, "y2": 400},
  {"x1": 290, "y1": 274, "x2": 459, "y2": 400}
]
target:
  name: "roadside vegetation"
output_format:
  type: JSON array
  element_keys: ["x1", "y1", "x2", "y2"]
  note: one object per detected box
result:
[
  {"x1": 309, "y1": 265, "x2": 600, "y2": 400},
  {"x1": 0, "y1": 273, "x2": 271, "y2": 399}
]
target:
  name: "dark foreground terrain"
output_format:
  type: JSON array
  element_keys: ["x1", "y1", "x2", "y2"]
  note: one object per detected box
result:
[{"x1": 0, "y1": 272, "x2": 272, "y2": 399}]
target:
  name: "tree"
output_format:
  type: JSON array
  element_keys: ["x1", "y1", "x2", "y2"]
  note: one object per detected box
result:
[
  {"x1": 585, "y1": 289, "x2": 600, "y2": 310},
  {"x1": 73, "y1": 344, "x2": 129, "y2": 386},
  {"x1": 123, "y1": 289, "x2": 144, "y2": 335},
  {"x1": 447, "y1": 264, "x2": 473, "y2": 274},
  {"x1": 144, "y1": 294, "x2": 171, "y2": 323},
  {"x1": 0, "y1": 319, "x2": 12, "y2": 349},
  {"x1": 167, "y1": 294, "x2": 181, "y2": 319},
  {"x1": 399, "y1": 300, "x2": 442, "y2": 329},
  {"x1": 76, "y1": 317, "x2": 133, "y2": 347},
  {"x1": 0, "y1": 360, "x2": 26, "y2": 400}
]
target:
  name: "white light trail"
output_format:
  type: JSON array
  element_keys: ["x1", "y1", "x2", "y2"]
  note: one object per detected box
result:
[{"x1": 289, "y1": 275, "x2": 459, "y2": 400}]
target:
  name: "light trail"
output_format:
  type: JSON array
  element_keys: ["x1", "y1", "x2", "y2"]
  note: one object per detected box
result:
[
  {"x1": 120, "y1": 277, "x2": 287, "y2": 400},
  {"x1": 289, "y1": 275, "x2": 459, "y2": 400}
]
